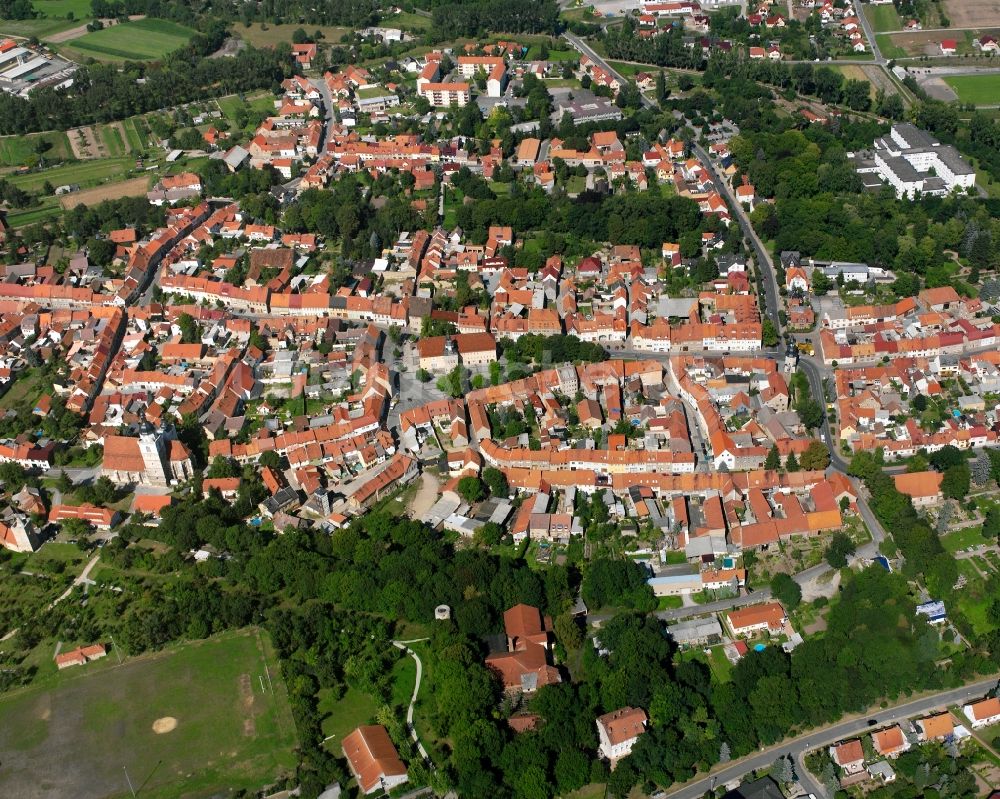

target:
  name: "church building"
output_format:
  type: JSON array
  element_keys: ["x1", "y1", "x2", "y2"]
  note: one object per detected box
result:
[{"x1": 101, "y1": 423, "x2": 194, "y2": 487}]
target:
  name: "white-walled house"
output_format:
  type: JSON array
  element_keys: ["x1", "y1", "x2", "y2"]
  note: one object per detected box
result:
[
  {"x1": 597, "y1": 707, "x2": 648, "y2": 763},
  {"x1": 963, "y1": 698, "x2": 1000, "y2": 729}
]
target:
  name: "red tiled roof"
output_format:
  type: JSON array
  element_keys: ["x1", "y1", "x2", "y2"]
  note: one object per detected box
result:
[
  {"x1": 341, "y1": 725, "x2": 407, "y2": 794},
  {"x1": 597, "y1": 707, "x2": 647, "y2": 745},
  {"x1": 727, "y1": 601, "x2": 786, "y2": 632}
]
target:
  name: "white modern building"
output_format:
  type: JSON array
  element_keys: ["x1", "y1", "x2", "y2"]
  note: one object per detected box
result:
[{"x1": 858, "y1": 123, "x2": 975, "y2": 199}]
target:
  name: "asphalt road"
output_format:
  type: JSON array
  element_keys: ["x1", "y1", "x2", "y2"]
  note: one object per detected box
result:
[
  {"x1": 315, "y1": 72, "x2": 337, "y2": 155},
  {"x1": 791, "y1": 356, "x2": 890, "y2": 558},
  {"x1": 795, "y1": 357, "x2": 848, "y2": 471},
  {"x1": 660, "y1": 676, "x2": 1000, "y2": 799},
  {"x1": 589, "y1": 587, "x2": 773, "y2": 626},
  {"x1": 691, "y1": 141, "x2": 782, "y2": 338},
  {"x1": 856, "y1": 5, "x2": 886, "y2": 65}
]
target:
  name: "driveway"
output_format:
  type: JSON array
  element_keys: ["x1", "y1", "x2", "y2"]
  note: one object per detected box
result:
[{"x1": 407, "y1": 471, "x2": 441, "y2": 522}]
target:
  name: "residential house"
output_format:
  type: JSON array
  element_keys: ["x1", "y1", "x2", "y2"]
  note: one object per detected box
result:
[
  {"x1": 485, "y1": 604, "x2": 561, "y2": 695},
  {"x1": 597, "y1": 707, "x2": 648, "y2": 764},
  {"x1": 916, "y1": 713, "x2": 954, "y2": 741},
  {"x1": 830, "y1": 739, "x2": 865, "y2": 775},
  {"x1": 341, "y1": 725, "x2": 409, "y2": 795},
  {"x1": 977, "y1": 35, "x2": 999, "y2": 53},
  {"x1": 872, "y1": 725, "x2": 909, "y2": 758},
  {"x1": 54, "y1": 643, "x2": 107, "y2": 669},
  {"x1": 892, "y1": 471, "x2": 943, "y2": 507},
  {"x1": 726, "y1": 602, "x2": 787, "y2": 637},
  {"x1": 963, "y1": 698, "x2": 1000, "y2": 729}
]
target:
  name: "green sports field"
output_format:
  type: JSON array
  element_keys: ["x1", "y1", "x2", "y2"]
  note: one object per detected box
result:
[
  {"x1": 0, "y1": 629, "x2": 297, "y2": 799},
  {"x1": 944, "y1": 74, "x2": 1000, "y2": 106},
  {"x1": 64, "y1": 18, "x2": 195, "y2": 61}
]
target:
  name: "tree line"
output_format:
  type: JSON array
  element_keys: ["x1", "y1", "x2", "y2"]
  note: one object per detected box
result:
[
  {"x1": 453, "y1": 181, "x2": 707, "y2": 253},
  {"x1": 428, "y1": 0, "x2": 560, "y2": 40}
]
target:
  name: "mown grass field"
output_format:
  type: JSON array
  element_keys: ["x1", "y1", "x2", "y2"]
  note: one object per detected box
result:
[
  {"x1": 0, "y1": 629, "x2": 297, "y2": 799},
  {"x1": 391, "y1": 10, "x2": 432, "y2": 32},
  {"x1": 64, "y1": 18, "x2": 195, "y2": 61},
  {"x1": 954, "y1": 559, "x2": 995, "y2": 635},
  {"x1": 217, "y1": 91, "x2": 276, "y2": 131},
  {"x1": 7, "y1": 157, "x2": 134, "y2": 191},
  {"x1": 318, "y1": 685, "x2": 379, "y2": 752},
  {"x1": 234, "y1": 22, "x2": 350, "y2": 48},
  {"x1": 944, "y1": 74, "x2": 1000, "y2": 106},
  {"x1": 864, "y1": 3, "x2": 902, "y2": 32},
  {"x1": 0, "y1": 366, "x2": 46, "y2": 410},
  {"x1": 32, "y1": 0, "x2": 92, "y2": 18},
  {"x1": 0, "y1": 15, "x2": 81, "y2": 38},
  {"x1": 5, "y1": 198, "x2": 63, "y2": 228},
  {"x1": 0, "y1": 131, "x2": 72, "y2": 167},
  {"x1": 941, "y1": 525, "x2": 987, "y2": 553},
  {"x1": 876, "y1": 34, "x2": 907, "y2": 59}
]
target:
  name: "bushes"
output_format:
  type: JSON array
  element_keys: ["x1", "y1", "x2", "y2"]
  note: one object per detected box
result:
[
  {"x1": 582, "y1": 558, "x2": 656, "y2": 612},
  {"x1": 769, "y1": 572, "x2": 802, "y2": 609},
  {"x1": 500, "y1": 333, "x2": 607, "y2": 365}
]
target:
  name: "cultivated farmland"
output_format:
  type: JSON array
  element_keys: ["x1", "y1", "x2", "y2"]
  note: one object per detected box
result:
[
  {"x1": 942, "y1": 0, "x2": 1000, "y2": 29},
  {"x1": 62, "y1": 18, "x2": 195, "y2": 61},
  {"x1": 59, "y1": 175, "x2": 151, "y2": 208},
  {"x1": 0, "y1": 629, "x2": 297, "y2": 799}
]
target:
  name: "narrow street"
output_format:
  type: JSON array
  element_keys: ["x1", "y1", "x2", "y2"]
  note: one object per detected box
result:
[
  {"x1": 856, "y1": 5, "x2": 887, "y2": 65},
  {"x1": 691, "y1": 141, "x2": 783, "y2": 339}
]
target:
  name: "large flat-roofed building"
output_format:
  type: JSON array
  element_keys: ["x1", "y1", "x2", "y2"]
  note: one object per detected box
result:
[
  {"x1": 856, "y1": 123, "x2": 975, "y2": 199},
  {"x1": 418, "y1": 81, "x2": 470, "y2": 107},
  {"x1": 557, "y1": 98, "x2": 623, "y2": 124}
]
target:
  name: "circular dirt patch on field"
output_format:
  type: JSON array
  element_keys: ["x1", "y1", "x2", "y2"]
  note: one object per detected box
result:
[{"x1": 152, "y1": 716, "x2": 178, "y2": 734}]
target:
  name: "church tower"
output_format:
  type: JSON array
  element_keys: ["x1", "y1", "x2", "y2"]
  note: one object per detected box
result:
[
  {"x1": 138, "y1": 422, "x2": 170, "y2": 486},
  {"x1": 784, "y1": 340, "x2": 799, "y2": 373}
]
